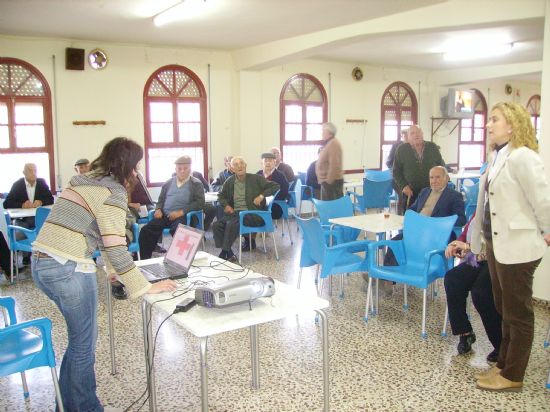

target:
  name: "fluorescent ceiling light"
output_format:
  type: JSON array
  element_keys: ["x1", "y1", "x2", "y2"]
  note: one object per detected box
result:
[
  {"x1": 443, "y1": 42, "x2": 514, "y2": 62},
  {"x1": 153, "y1": 0, "x2": 210, "y2": 27}
]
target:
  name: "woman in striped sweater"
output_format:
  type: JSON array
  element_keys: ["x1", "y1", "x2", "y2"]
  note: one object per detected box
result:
[{"x1": 32, "y1": 137, "x2": 177, "y2": 412}]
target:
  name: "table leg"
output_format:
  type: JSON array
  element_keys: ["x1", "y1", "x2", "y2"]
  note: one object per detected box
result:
[
  {"x1": 315, "y1": 309, "x2": 330, "y2": 412},
  {"x1": 141, "y1": 300, "x2": 157, "y2": 412},
  {"x1": 105, "y1": 274, "x2": 116, "y2": 375},
  {"x1": 250, "y1": 324, "x2": 260, "y2": 389},
  {"x1": 200, "y1": 337, "x2": 209, "y2": 412}
]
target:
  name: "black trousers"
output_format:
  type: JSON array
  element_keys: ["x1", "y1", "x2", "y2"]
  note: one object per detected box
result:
[
  {"x1": 320, "y1": 180, "x2": 344, "y2": 200},
  {"x1": 212, "y1": 213, "x2": 264, "y2": 251},
  {"x1": 444, "y1": 260, "x2": 502, "y2": 351},
  {"x1": 138, "y1": 214, "x2": 198, "y2": 259},
  {"x1": 0, "y1": 232, "x2": 11, "y2": 276}
]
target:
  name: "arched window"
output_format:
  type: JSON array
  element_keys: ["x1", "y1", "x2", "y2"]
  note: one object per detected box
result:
[
  {"x1": 458, "y1": 89, "x2": 487, "y2": 169},
  {"x1": 280, "y1": 73, "x2": 327, "y2": 173},
  {"x1": 143, "y1": 65, "x2": 207, "y2": 186},
  {"x1": 527, "y1": 94, "x2": 541, "y2": 140},
  {"x1": 0, "y1": 57, "x2": 55, "y2": 193},
  {"x1": 380, "y1": 82, "x2": 417, "y2": 169}
]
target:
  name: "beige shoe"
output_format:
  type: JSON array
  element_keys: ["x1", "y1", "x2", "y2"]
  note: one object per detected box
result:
[
  {"x1": 474, "y1": 366, "x2": 501, "y2": 381},
  {"x1": 476, "y1": 373, "x2": 523, "y2": 392}
]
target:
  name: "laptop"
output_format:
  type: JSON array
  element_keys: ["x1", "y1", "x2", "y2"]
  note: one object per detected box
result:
[
  {"x1": 140, "y1": 223, "x2": 204, "y2": 282},
  {"x1": 130, "y1": 172, "x2": 154, "y2": 207}
]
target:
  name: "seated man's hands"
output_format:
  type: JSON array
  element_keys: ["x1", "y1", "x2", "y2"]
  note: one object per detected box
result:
[
  {"x1": 253, "y1": 194, "x2": 264, "y2": 206},
  {"x1": 31, "y1": 200, "x2": 42, "y2": 208},
  {"x1": 168, "y1": 210, "x2": 184, "y2": 221},
  {"x1": 128, "y1": 202, "x2": 140, "y2": 210},
  {"x1": 22, "y1": 200, "x2": 33, "y2": 208},
  {"x1": 154, "y1": 209, "x2": 163, "y2": 219}
]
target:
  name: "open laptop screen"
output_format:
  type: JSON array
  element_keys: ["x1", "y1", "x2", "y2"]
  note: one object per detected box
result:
[
  {"x1": 166, "y1": 224, "x2": 203, "y2": 272},
  {"x1": 130, "y1": 172, "x2": 153, "y2": 206}
]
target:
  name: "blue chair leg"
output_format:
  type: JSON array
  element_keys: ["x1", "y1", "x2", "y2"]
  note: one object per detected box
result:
[
  {"x1": 403, "y1": 285, "x2": 409, "y2": 310},
  {"x1": 339, "y1": 274, "x2": 344, "y2": 299},
  {"x1": 421, "y1": 289, "x2": 428, "y2": 339},
  {"x1": 21, "y1": 372, "x2": 29, "y2": 398},
  {"x1": 441, "y1": 305, "x2": 449, "y2": 337},
  {"x1": 364, "y1": 278, "x2": 373, "y2": 322}
]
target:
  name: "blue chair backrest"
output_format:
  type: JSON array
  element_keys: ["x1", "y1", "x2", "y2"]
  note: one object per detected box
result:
[
  {"x1": 34, "y1": 207, "x2": 51, "y2": 233},
  {"x1": 479, "y1": 162, "x2": 488, "y2": 174},
  {"x1": 297, "y1": 172, "x2": 307, "y2": 185},
  {"x1": 463, "y1": 182, "x2": 479, "y2": 206},
  {"x1": 296, "y1": 216, "x2": 326, "y2": 266},
  {"x1": 365, "y1": 169, "x2": 392, "y2": 181},
  {"x1": 362, "y1": 178, "x2": 393, "y2": 209},
  {"x1": 0, "y1": 296, "x2": 17, "y2": 326},
  {"x1": 402, "y1": 210, "x2": 457, "y2": 269},
  {"x1": 312, "y1": 196, "x2": 355, "y2": 225}
]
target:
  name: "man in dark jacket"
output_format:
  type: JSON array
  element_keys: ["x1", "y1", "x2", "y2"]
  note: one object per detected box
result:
[
  {"x1": 213, "y1": 156, "x2": 279, "y2": 262},
  {"x1": 4, "y1": 163, "x2": 54, "y2": 228},
  {"x1": 139, "y1": 156, "x2": 205, "y2": 259},
  {"x1": 256, "y1": 152, "x2": 288, "y2": 220}
]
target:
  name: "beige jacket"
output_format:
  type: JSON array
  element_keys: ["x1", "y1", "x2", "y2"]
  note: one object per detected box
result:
[{"x1": 316, "y1": 138, "x2": 343, "y2": 184}]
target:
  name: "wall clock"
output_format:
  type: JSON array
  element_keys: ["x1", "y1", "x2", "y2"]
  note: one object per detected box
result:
[{"x1": 88, "y1": 48, "x2": 108, "y2": 70}]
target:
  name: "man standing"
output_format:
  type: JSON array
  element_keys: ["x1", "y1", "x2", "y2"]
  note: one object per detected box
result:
[
  {"x1": 316, "y1": 122, "x2": 343, "y2": 200},
  {"x1": 74, "y1": 158, "x2": 90, "y2": 175},
  {"x1": 138, "y1": 156, "x2": 205, "y2": 259},
  {"x1": 257, "y1": 152, "x2": 288, "y2": 220},
  {"x1": 213, "y1": 157, "x2": 279, "y2": 261},
  {"x1": 4, "y1": 163, "x2": 54, "y2": 227},
  {"x1": 270, "y1": 147, "x2": 295, "y2": 183},
  {"x1": 393, "y1": 124, "x2": 445, "y2": 210}
]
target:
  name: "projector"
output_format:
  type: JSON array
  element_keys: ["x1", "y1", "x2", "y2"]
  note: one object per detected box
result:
[{"x1": 195, "y1": 277, "x2": 275, "y2": 308}]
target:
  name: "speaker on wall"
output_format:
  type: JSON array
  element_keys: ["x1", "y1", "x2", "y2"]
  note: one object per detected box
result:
[{"x1": 66, "y1": 48, "x2": 85, "y2": 70}]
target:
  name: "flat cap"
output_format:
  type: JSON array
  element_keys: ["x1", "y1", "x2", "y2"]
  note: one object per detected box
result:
[
  {"x1": 74, "y1": 158, "x2": 89, "y2": 166},
  {"x1": 261, "y1": 152, "x2": 276, "y2": 159},
  {"x1": 174, "y1": 155, "x2": 192, "y2": 165}
]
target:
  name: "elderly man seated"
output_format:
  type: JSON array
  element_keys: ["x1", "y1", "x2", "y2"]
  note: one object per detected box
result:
[
  {"x1": 4, "y1": 162, "x2": 54, "y2": 228},
  {"x1": 257, "y1": 152, "x2": 288, "y2": 220},
  {"x1": 213, "y1": 156, "x2": 279, "y2": 262},
  {"x1": 384, "y1": 165, "x2": 466, "y2": 266},
  {"x1": 211, "y1": 155, "x2": 234, "y2": 192},
  {"x1": 74, "y1": 158, "x2": 90, "y2": 175},
  {"x1": 139, "y1": 155, "x2": 205, "y2": 259},
  {"x1": 270, "y1": 147, "x2": 295, "y2": 183}
]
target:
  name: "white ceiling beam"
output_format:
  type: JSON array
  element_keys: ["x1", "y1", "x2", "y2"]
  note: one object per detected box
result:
[
  {"x1": 233, "y1": 0, "x2": 545, "y2": 70},
  {"x1": 429, "y1": 61, "x2": 542, "y2": 86}
]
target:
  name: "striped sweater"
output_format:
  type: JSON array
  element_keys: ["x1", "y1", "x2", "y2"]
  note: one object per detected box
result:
[{"x1": 33, "y1": 174, "x2": 151, "y2": 299}]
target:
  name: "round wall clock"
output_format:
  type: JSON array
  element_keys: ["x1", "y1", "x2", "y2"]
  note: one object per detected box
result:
[
  {"x1": 352, "y1": 67, "x2": 363, "y2": 81},
  {"x1": 88, "y1": 48, "x2": 108, "y2": 70}
]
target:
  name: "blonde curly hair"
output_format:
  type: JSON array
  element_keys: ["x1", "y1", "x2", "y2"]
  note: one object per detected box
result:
[{"x1": 490, "y1": 101, "x2": 538, "y2": 152}]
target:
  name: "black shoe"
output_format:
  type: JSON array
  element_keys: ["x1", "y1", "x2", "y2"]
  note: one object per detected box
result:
[
  {"x1": 154, "y1": 245, "x2": 167, "y2": 253},
  {"x1": 225, "y1": 250, "x2": 237, "y2": 263},
  {"x1": 457, "y1": 332, "x2": 476, "y2": 355},
  {"x1": 218, "y1": 250, "x2": 228, "y2": 259},
  {"x1": 22, "y1": 256, "x2": 30, "y2": 265},
  {"x1": 242, "y1": 239, "x2": 256, "y2": 251},
  {"x1": 111, "y1": 281, "x2": 128, "y2": 300},
  {"x1": 486, "y1": 349, "x2": 499, "y2": 363}
]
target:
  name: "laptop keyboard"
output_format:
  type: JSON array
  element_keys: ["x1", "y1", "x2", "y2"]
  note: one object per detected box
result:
[{"x1": 142, "y1": 263, "x2": 171, "y2": 279}]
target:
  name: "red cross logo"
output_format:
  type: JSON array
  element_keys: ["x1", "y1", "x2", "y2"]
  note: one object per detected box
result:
[{"x1": 175, "y1": 235, "x2": 195, "y2": 260}]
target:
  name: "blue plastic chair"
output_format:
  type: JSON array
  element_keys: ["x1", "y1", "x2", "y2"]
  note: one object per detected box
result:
[
  {"x1": 288, "y1": 178, "x2": 314, "y2": 217},
  {"x1": 157, "y1": 210, "x2": 205, "y2": 249},
  {"x1": 0, "y1": 296, "x2": 64, "y2": 410},
  {"x1": 347, "y1": 177, "x2": 393, "y2": 214},
  {"x1": 312, "y1": 197, "x2": 360, "y2": 246},
  {"x1": 94, "y1": 222, "x2": 142, "y2": 260},
  {"x1": 365, "y1": 210, "x2": 457, "y2": 337},
  {"x1": 365, "y1": 169, "x2": 392, "y2": 181},
  {"x1": 462, "y1": 182, "x2": 479, "y2": 221},
  {"x1": 4, "y1": 212, "x2": 36, "y2": 283},
  {"x1": 295, "y1": 216, "x2": 370, "y2": 298},
  {"x1": 479, "y1": 162, "x2": 488, "y2": 174},
  {"x1": 271, "y1": 199, "x2": 293, "y2": 244},
  {"x1": 238, "y1": 192, "x2": 280, "y2": 264}
]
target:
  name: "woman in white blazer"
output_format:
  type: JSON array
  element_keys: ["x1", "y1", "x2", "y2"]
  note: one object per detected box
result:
[{"x1": 451, "y1": 102, "x2": 550, "y2": 392}]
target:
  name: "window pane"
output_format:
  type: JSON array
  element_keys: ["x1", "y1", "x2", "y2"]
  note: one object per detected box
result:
[
  {"x1": 474, "y1": 114, "x2": 485, "y2": 128},
  {"x1": 305, "y1": 124, "x2": 322, "y2": 141},
  {"x1": 461, "y1": 118, "x2": 472, "y2": 128},
  {"x1": 150, "y1": 123, "x2": 173, "y2": 143},
  {"x1": 0, "y1": 102, "x2": 7, "y2": 124},
  {"x1": 384, "y1": 125, "x2": 398, "y2": 142},
  {"x1": 460, "y1": 128, "x2": 472, "y2": 142},
  {"x1": 285, "y1": 124, "x2": 302, "y2": 141},
  {"x1": 381, "y1": 144, "x2": 393, "y2": 171},
  {"x1": 178, "y1": 122, "x2": 201, "y2": 142},
  {"x1": 283, "y1": 144, "x2": 322, "y2": 173},
  {"x1": 15, "y1": 102, "x2": 43, "y2": 124},
  {"x1": 148, "y1": 147, "x2": 204, "y2": 184},
  {"x1": 473, "y1": 128, "x2": 484, "y2": 142},
  {"x1": 285, "y1": 105, "x2": 302, "y2": 123},
  {"x1": 177, "y1": 102, "x2": 200, "y2": 122},
  {"x1": 0, "y1": 152, "x2": 51, "y2": 193},
  {"x1": 306, "y1": 105, "x2": 322, "y2": 123},
  {"x1": 16, "y1": 125, "x2": 45, "y2": 147},
  {"x1": 0, "y1": 126, "x2": 9, "y2": 148},
  {"x1": 149, "y1": 102, "x2": 173, "y2": 122},
  {"x1": 459, "y1": 144, "x2": 483, "y2": 169}
]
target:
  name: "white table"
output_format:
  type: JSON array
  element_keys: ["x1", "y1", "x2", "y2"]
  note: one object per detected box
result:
[
  {"x1": 449, "y1": 171, "x2": 481, "y2": 191},
  {"x1": 6, "y1": 205, "x2": 52, "y2": 219},
  {"x1": 204, "y1": 191, "x2": 218, "y2": 204},
  {"x1": 137, "y1": 254, "x2": 330, "y2": 412}
]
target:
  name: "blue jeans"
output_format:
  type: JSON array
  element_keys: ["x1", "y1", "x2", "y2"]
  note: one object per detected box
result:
[{"x1": 32, "y1": 255, "x2": 103, "y2": 412}]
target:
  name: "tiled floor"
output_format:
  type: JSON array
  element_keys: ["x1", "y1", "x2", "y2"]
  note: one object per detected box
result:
[{"x1": 1, "y1": 228, "x2": 550, "y2": 411}]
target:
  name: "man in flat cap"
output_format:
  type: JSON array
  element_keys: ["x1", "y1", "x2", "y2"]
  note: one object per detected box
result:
[
  {"x1": 270, "y1": 146, "x2": 295, "y2": 183},
  {"x1": 257, "y1": 152, "x2": 288, "y2": 221},
  {"x1": 74, "y1": 158, "x2": 90, "y2": 175},
  {"x1": 213, "y1": 156, "x2": 279, "y2": 261},
  {"x1": 139, "y1": 155, "x2": 205, "y2": 259}
]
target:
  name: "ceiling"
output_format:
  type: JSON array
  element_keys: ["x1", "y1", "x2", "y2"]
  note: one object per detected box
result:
[{"x1": 0, "y1": 0, "x2": 544, "y2": 82}]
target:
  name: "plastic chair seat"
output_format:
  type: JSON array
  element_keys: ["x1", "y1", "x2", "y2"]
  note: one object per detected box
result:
[{"x1": 0, "y1": 330, "x2": 43, "y2": 369}]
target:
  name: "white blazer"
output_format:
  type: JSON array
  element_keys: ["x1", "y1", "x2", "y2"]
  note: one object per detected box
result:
[{"x1": 470, "y1": 145, "x2": 550, "y2": 264}]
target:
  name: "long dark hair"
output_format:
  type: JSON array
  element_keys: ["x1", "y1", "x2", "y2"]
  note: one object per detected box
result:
[{"x1": 89, "y1": 137, "x2": 143, "y2": 186}]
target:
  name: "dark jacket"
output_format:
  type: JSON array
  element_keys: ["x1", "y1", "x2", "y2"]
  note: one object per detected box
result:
[
  {"x1": 393, "y1": 142, "x2": 445, "y2": 193},
  {"x1": 192, "y1": 171, "x2": 210, "y2": 192},
  {"x1": 156, "y1": 176, "x2": 205, "y2": 214},
  {"x1": 4, "y1": 177, "x2": 54, "y2": 208},
  {"x1": 211, "y1": 169, "x2": 233, "y2": 192},
  {"x1": 410, "y1": 186, "x2": 467, "y2": 227},
  {"x1": 218, "y1": 173, "x2": 279, "y2": 212},
  {"x1": 306, "y1": 160, "x2": 320, "y2": 190},
  {"x1": 256, "y1": 169, "x2": 288, "y2": 201}
]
